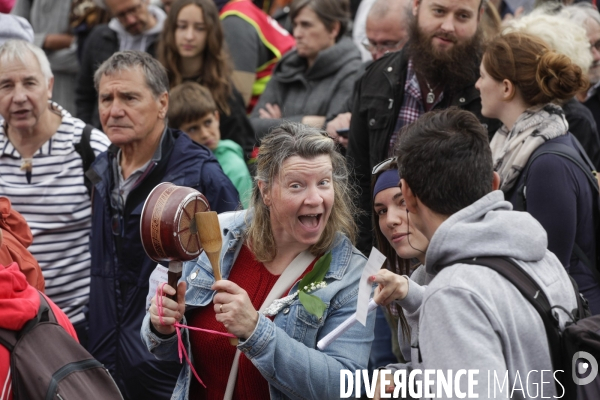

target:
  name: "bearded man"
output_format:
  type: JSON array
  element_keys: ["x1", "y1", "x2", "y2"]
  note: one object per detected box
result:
[{"x1": 347, "y1": 0, "x2": 501, "y2": 254}]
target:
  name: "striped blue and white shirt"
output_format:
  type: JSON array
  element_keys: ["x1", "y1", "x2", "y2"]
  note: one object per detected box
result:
[{"x1": 0, "y1": 102, "x2": 110, "y2": 324}]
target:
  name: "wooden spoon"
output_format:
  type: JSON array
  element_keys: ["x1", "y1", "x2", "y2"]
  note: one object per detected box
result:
[
  {"x1": 195, "y1": 211, "x2": 238, "y2": 345},
  {"x1": 195, "y1": 211, "x2": 223, "y2": 281}
]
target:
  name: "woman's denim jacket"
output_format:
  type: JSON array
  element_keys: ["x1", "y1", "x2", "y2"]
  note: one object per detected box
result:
[{"x1": 141, "y1": 210, "x2": 376, "y2": 400}]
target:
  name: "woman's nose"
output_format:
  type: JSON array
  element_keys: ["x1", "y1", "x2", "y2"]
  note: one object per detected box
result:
[
  {"x1": 386, "y1": 209, "x2": 402, "y2": 228},
  {"x1": 304, "y1": 186, "x2": 323, "y2": 206}
]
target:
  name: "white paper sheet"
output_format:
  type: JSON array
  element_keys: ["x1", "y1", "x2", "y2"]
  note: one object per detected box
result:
[
  {"x1": 356, "y1": 247, "x2": 386, "y2": 326},
  {"x1": 146, "y1": 264, "x2": 169, "y2": 311}
]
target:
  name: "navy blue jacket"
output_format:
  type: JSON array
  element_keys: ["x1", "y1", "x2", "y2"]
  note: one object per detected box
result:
[
  {"x1": 86, "y1": 128, "x2": 239, "y2": 399},
  {"x1": 505, "y1": 134, "x2": 600, "y2": 315}
]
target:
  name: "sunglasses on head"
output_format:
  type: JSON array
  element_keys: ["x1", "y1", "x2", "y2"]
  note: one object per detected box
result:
[{"x1": 372, "y1": 157, "x2": 397, "y2": 175}]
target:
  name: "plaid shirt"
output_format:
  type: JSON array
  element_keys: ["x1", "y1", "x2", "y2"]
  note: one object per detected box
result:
[{"x1": 388, "y1": 60, "x2": 444, "y2": 156}]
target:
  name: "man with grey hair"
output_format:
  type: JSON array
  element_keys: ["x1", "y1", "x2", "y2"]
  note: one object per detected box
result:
[
  {"x1": 326, "y1": 0, "x2": 411, "y2": 146},
  {"x1": 0, "y1": 40, "x2": 110, "y2": 341},
  {"x1": 76, "y1": 0, "x2": 166, "y2": 128},
  {"x1": 86, "y1": 50, "x2": 239, "y2": 399}
]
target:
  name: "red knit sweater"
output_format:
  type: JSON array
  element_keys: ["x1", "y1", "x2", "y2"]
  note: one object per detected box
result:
[{"x1": 188, "y1": 245, "x2": 279, "y2": 399}]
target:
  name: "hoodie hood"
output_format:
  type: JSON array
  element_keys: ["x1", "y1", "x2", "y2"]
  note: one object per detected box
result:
[
  {"x1": 273, "y1": 36, "x2": 361, "y2": 83},
  {"x1": 0, "y1": 197, "x2": 32, "y2": 248},
  {"x1": 0, "y1": 263, "x2": 40, "y2": 331},
  {"x1": 109, "y1": 5, "x2": 166, "y2": 52},
  {"x1": 426, "y1": 190, "x2": 548, "y2": 275}
]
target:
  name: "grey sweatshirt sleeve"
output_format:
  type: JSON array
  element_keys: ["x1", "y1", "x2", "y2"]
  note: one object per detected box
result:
[
  {"x1": 418, "y1": 285, "x2": 509, "y2": 399},
  {"x1": 397, "y1": 277, "x2": 426, "y2": 315}
]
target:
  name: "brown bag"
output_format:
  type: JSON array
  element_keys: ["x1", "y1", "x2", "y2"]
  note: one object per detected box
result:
[{"x1": 0, "y1": 293, "x2": 123, "y2": 400}]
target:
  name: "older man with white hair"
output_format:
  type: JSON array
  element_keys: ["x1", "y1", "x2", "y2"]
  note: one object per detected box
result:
[{"x1": 0, "y1": 40, "x2": 110, "y2": 344}]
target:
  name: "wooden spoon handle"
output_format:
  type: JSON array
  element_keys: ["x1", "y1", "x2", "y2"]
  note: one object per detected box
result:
[{"x1": 206, "y1": 251, "x2": 222, "y2": 281}]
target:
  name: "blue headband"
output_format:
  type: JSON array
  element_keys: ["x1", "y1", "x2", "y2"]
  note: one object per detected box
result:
[{"x1": 373, "y1": 169, "x2": 400, "y2": 200}]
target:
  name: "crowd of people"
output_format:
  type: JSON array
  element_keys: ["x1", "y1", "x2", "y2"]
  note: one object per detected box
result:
[{"x1": 1, "y1": 0, "x2": 600, "y2": 398}]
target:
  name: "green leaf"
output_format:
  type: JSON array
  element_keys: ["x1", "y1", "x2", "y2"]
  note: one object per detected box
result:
[
  {"x1": 299, "y1": 291, "x2": 327, "y2": 319},
  {"x1": 298, "y1": 252, "x2": 332, "y2": 292}
]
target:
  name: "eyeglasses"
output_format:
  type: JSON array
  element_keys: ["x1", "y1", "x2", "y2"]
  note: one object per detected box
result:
[
  {"x1": 372, "y1": 157, "x2": 397, "y2": 175},
  {"x1": 361, "y1": 38, "x2": 406, "y2": 54},
  {"x1": 114, "y1": 3, "x2": 143, "y2": 21}
]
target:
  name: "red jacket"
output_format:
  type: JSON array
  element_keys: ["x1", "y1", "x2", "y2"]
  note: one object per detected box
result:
[
  {"x1": 0, "y1": 198, "x2": 44, "y2": 292},
  {"x1": 0, "y1": 264, "x2": 77, "y2": 400}
]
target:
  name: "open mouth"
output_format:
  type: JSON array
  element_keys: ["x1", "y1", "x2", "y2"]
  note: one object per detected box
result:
[{"x1": 298, "y1": 214, "x2": 322, "y2": 228}]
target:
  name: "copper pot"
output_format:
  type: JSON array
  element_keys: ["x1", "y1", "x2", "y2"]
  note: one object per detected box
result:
[{"x1": 140, "y1": 182, "x2": 210, "y2": 263}]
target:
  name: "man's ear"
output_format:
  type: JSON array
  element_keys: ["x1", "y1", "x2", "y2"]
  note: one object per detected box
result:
[
  {"x1": 157, "y1": 92, "x2": 169, "y2": 120},
  {"x1": 412, "y1": 0, "x2": 420, "y2": 16},
  {"x1": 492, "y1": 171, "x2": 501, "y2": 191},
  {"x1": 401, "y1": 178, "x2": 418, "y2": 213}
]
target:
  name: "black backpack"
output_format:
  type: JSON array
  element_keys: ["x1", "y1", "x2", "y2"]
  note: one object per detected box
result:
[
  {"x1": 454, "y1": 256, "x2": 600, "y2": 400},
  {"x1": 0, "y1": 293, "x2": 123, "y2": 400},
  {"x1": 515, "y1": 136, "x2": 600, "y2": 283},
  {"x1": 74, "y1": 124, "x2": 96, "y2": 196}
]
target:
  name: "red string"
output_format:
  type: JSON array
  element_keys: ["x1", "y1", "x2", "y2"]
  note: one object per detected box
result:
[{"x1": 156, "y1": 283, "x2": 236, "y2": 389}]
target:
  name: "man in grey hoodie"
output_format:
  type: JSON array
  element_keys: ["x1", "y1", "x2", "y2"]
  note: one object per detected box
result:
[
  {"x1": 391, "y1": 108, "x2": 578, "y2": 398},
  {"x1": 75, "y1": 0, "x2": 166, "y2": 128}
]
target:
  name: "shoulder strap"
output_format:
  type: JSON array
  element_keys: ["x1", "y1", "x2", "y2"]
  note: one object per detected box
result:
[
  {"x1": 0, "y1": 292, "x2": 54, "y2": 351},
  {"x1": 519, "y1": 141, "x2": 600, "y2": 207},
  {"x1": 74, "y1": 124, "x2": 97, "y2": 196},
  {"x1": 453, "y1": 257, "x2": 563, "y2": 370}
]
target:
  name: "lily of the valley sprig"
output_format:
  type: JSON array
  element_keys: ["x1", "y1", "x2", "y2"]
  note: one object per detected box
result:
[
  {"x1": 297, "y1": 252, "x2": 332, "y2": 319},
  {"x1": 262, "y1": 252, "x2": 332, "y2": 318}
]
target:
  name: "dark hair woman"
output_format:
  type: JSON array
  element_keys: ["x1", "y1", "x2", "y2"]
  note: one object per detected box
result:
[
  {"x1": 249, "y1": 0, "x2": 361, "y2": 140},
  {"x1": 368, "y1": 158, "x2": 430, "y2": 395},
  {"x1": 157, "y1": 0, "x2": 255, "y2": 159},
  {"x1": 476, "y1": 31, "x2": 600, "y2": 314}
]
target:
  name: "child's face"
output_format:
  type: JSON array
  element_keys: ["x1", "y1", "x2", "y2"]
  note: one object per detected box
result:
[{"x1": 180, "y1": 111, "x2": 220, "y2": 150}]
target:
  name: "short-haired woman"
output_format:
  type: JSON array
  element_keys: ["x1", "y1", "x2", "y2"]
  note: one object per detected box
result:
[
  {"x1": 250, "y1": 0, "x2": 361, "y2": 139},
  {"x1": 142, "y1": 123, "x2": 375, "y2": 399}
]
